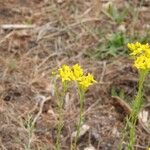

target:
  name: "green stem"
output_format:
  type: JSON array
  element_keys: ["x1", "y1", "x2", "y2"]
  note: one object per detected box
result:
[
  {"x1": 127, "y1": 69, "x2": 148, "y2": 150},
  {"x1": 55, "y1": 81, "x2": 68, "y2": 150},
  {"x1": 73, "y1": 88, "x2": 85, "y2": 150},
  {"x1": 55, "y1": 106, "x2": 63, "y2": 150},
  {"x1": 130, "y1": 70, "x2": 148, "y2": 123}
]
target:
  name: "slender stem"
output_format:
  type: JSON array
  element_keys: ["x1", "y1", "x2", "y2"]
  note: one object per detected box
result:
[
  {"x1": 55, "y1": 105, "x2": 63, "y2": 150},
  {"x1": 76, "y1": 89, "x2": 85, "y2": 139},
  {"x1": 130, "y1": 70, "x2": 148, "y2": 124},
  {"x1": 127, "y1": 70, "x2": 148, "y2": 150},
  {"x1": 73, "y1": 88, "x2": 85, "y2": 150},
  {"x1": 55, "y1": 81, "x2": 68, "y2": 150}
]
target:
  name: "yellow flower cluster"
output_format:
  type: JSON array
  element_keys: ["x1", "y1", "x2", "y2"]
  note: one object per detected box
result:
[
  {"x1": 78, "y1": 73, "x2": 96, "y2": 90},
  {"x1": 58, "y1": 64, "x2": 96, "y2": 90},
  {"x1": 72, "y1": 64, "x2": 84, "y2": 80},
  {"x1": 58, "y1": 65, "x2": 73, "y2": 82},
  {"x1": 128, "y1": 42, "x2": 150, "y2": 70}
]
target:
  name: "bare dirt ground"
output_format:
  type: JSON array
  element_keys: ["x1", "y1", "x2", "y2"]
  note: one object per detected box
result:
[{"x1": 0, "y1": 0, "x2": 150, "y2": 150}]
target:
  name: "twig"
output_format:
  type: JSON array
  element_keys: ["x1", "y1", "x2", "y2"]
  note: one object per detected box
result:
[
  {"x1": 43, "y1": 18, "x2": 100, "y2": 39},
  {"x1": 0, "y1": 31, "x2": 14, "y2": 44},
  {"x1": 1, "y1": 24, "x2": 36, "y2": 30},
  {"x1": 100, "y1": 61, "x2": 106, "y2": 83},
  {"x1": 111, "y1": 96, "x2": 132, "y2": 115},
  {"x1": 32, "y1": 96, "x2": 51, "y2": 126}
]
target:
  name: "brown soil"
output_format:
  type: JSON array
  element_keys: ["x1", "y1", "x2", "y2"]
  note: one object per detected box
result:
[{"x1": 0, "y1": 0, "x2": 150, "y2": 150}]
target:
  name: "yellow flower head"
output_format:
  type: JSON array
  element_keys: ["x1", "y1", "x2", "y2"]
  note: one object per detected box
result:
[
  {"x1": 78, "y1": 73, "x2": 97, "y2": 91},
  {"x1": 128, "y1": 42, "x2": 150, "y2": 56},
  {"x1": 128, "y1": 42, "x2": 150, "y2": 70},
  {"x1": 134, "y1": 55, "x2": 150, "y2": 70},
  {"x1": 72, "y1": 64, "x2": 84, "y2": 80},
  {"x1": 58, "y1": 65, "x2": 73, "y2": 82},
  {"x1": 57, "y1": 64, "x2": 97, "y2": 90}
]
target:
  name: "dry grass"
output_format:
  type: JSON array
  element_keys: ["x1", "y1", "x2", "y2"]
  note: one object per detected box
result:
[{"x1": 0, "y1": 0, "x2": 150, "y2": 149}]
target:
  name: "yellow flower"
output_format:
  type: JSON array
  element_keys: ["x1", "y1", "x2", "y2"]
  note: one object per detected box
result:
[
  {"x1": 128, "y1": 42, "x2": 150, "y2": 56},
  {"x1": 128, "y1": 42, "x2": 150, "y2": 70},
  {"x1": 78, "y1": 73, "x2": 97, "y2": 91},
  {"x1": 58, "y1": 65, "x2": 73, "y2": 82},
  {"x1": 72, "y1": 64, "x2": 84, "y2": 81},
  {"x1": 57, "y1": 64, "x2": 97, "y2": 90},
  {"x1": 134, "y1": 54, "x2": 150, "y2": 70}
]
